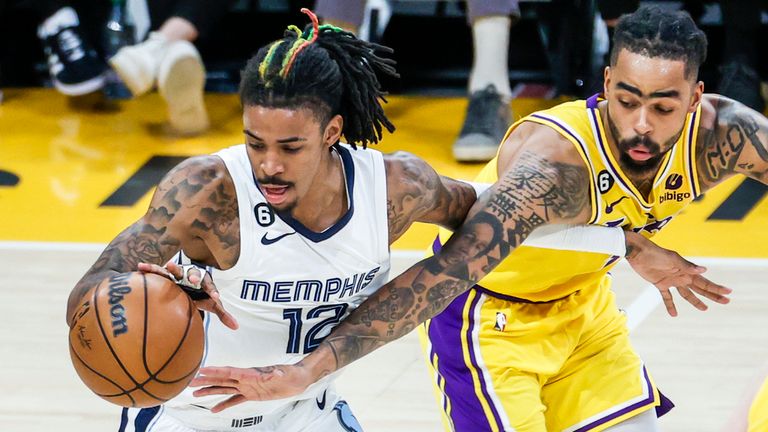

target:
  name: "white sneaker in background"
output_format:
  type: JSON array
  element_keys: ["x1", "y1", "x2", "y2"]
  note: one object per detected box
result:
[
  {"x1": 157, "y1": 40, "x2": 209, "y2": 136},
  {"x1": 111, "y1": 33, "x2": 209, "y2": 135},
  {"x1": 108, "y1": 31, "x2": 167, "y2": 96}
]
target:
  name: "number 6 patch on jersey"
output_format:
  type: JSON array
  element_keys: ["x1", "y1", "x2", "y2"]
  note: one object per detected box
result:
[
  {"x1": 597, "y1": 169, "x2": 614, "y2": 193},
  {"x1": 254, "y1": 203, "x2": 275, "y2": 227}
]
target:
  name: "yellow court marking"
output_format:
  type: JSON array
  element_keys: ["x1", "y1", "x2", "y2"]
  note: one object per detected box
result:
[{"x1": 0, "y1": 89, "x2": 765, "y2": 257}]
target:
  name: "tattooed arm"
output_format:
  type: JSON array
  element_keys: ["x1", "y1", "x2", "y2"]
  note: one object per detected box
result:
[
  {"x1": 189, "y1": 126, "x2": 729, "y2": 411},
  {"x1": 66, "y1": 156, "x2": 240, "y2": 326},
  {"x1": 696, "y1": 94, "x2": 768, "y2": 190},
  {"x1": 187, "y1": 126, "x2": 591, "y2": 409},
  {"x1": 301, "y1": 125, "x2": 591, "y2": 377},
  {"x1": 384, "y1": 151, "x2": 477, "y2": 243}
]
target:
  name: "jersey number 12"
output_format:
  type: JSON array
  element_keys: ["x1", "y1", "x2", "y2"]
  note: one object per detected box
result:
[{"x1": 282, "y1": 304, "x2": 349, "y2": 354}]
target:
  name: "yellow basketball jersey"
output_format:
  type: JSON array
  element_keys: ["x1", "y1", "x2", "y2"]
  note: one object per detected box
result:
[
  {"x1": 438, "y1": 95, "x2": 702, "y2": 301},
  {"x1": 749, "y1": 377, "x2": 768, "y2": 432}
]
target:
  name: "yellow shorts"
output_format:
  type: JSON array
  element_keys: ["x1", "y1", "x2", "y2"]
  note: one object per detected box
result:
[
  {"x1": 420, "y1": 277, "x2": 668, "y2": 432},
  {"x1": 749, "y1": 377, "x2": 768, "y2": 431}
]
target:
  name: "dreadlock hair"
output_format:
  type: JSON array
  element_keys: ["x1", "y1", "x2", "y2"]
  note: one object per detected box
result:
[
  {"x1": 611, "y1": 5, "x2": 707, "y2": 80},
  {"x1": 239, "y1": 8, "x2": 399, "y2": 149}
]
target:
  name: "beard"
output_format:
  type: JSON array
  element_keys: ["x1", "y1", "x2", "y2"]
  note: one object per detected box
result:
[
  {"x1": 272, "y1": 200, "x2": 298, "y2": 214},
  {"x1": 606, "y1": 108, "x2": 682, "y2": 176}
]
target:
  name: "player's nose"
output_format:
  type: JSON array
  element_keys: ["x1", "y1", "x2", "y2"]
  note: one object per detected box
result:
[
  {"x1": 633, "y1": 108, "x2": 652, "y2": 135},
  {"x1": 260, "y1": 151, "x2": 284, "y2": 176}
]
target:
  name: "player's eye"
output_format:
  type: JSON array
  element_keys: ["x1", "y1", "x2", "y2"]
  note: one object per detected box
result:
[{"x1": 619, "y1": 100, "x2": 636, "y2": 109}]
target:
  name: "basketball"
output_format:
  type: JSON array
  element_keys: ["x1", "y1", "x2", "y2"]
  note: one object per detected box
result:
[{"x1": 68, "y1": 272, "x2": 205, "y2": 408}]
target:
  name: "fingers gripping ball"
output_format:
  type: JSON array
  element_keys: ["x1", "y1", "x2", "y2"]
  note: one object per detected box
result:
[{"x1": 68, "y1": 272, "x2": 205, "y2": 407}]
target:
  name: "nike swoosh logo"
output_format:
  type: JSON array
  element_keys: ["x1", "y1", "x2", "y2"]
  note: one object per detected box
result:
[
  {"x1": 260, "y1": 232, "x2": 296, "y2": 245},
  {"x1": 605, "y1": 196, "x2": 628, "y2": 214},
  {"x1": 316, "y1": 390, "x2": 327, "y2": 410}
]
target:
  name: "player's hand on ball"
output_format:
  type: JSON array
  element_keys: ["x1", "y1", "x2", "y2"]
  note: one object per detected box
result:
[
  {"x1": 138, "y1": 261, "x2": 238, "y2": 330},
  {"x1": 190, "y1": 365, "x2": 312, "y2": 412},
  {"x1": 624, "y1": 231, "x2": 732, "y2": 317}
]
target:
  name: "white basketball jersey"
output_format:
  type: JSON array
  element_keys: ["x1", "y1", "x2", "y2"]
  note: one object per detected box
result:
[{"x1": 165, "y1": 144, "x2": 391, "y2": 425}]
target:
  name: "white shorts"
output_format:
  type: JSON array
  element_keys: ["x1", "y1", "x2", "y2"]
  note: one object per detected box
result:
[{"x1": 118, "y1": 387, "x2": 362, "y2": 432}]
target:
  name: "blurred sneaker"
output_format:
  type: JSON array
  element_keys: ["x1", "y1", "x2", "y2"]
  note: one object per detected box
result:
[
  {"x1": 108, "y1": 32, "x2": 167, "y2": 96},
  {"x1": 38, "y1": 7, "x2": 106, "y2": 96},
  {"x1": 157, "y1": 40, "x2": 209, "y2": 136},
  {"x1": 111, "y1": 35, "x2": 208, "y2": 135},
  {"x1": 718, "y1": 61, "x2": 765, "y2": 113},
  {"x1": 453, "y1": 85, "x2": 512, "y2": 162}
]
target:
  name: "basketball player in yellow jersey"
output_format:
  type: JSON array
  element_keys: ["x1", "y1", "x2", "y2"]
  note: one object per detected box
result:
[
  {"x1": 184, "y1": 6, "x2": 759, "y2": 431},
  {"x1": 728, "y1": 367, "x2": 768, "y2": 432},
  {"x1": 747, "y1": 382, "x2": 768, "y2": 432},
  {"x1": 742, "y1": 385, "x2": 768, "y2": 432}
]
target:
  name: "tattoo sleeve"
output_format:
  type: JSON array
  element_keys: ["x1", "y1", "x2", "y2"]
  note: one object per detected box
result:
[
  {"x1": 385, "y1": 152, "x2": 477, "y2": 242},
  {"x1": 67, "y1": 156, "x2": 239, "y2": 325},
  {"x1": 310, "y1": 150, "x2": 589, "y2": 376},
  {"x1": 697, "y1": 97, "x2": 768, "y2": 189}
]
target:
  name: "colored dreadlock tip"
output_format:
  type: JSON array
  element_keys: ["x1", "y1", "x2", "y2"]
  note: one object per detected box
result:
[
  {"x1": 318, "y1": 24, "x2": 344, "y2": 33},
  {"x1": 280, "y1": 8, "x2": 320, "y2": 78},
  {"x1": 286, "y1": 24, "x2": 302, "y2": 38},
  {"x1": 300, "y1": 8, "x2": 320, "y2": 43}
]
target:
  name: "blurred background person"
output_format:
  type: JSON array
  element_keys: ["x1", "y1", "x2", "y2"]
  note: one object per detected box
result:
[
  {"x1": 109, "y1": 0, "x2": 235, "y2": 135},
  {"x1": 315, "y1": 0, "x2": 519, "y2": 163},
  {"x1": 33, "y1": 0, "x2": 233, "y2": 135}
]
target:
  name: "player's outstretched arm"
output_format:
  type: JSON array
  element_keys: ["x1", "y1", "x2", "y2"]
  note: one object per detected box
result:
[
  {"x1": 67, "y1": 156, "x2": 237, "y2": 328},
  {"x1": 623, "y1": 231, "x2": 731, "y2": 316},
  {"x1": 313, "y1": 145, "x2": 590, "y2": 367},
  {"x1": 383, "y1": 151, "x2": 477, "y2": 243},
  {"x1": 697, "y1": 95, "x2": 768, "y2": 190},
  {"x1": 188, "y1": 128, "x2": 594, "y2": 409}
]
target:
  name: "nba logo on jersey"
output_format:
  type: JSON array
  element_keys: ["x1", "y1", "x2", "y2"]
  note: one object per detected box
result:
[{"x1": 494, "y1": 312, "x2": 507, "y2": 331}]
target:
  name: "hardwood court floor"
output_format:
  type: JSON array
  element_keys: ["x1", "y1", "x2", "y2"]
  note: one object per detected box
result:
[
  {"x1": 1, "y1": 249, "x2": 766, "y2": 432},
  {"x1": 1, "y1": 89, "x2": 766, "y2": 431}
]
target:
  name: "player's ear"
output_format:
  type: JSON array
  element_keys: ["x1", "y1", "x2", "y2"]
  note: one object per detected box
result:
[
  {"x1": 688, "y1": 81, "x2": 704, "y2": 113},
  {"x1": 324, "y1": 114, "x2": 343, "y2": 149}
]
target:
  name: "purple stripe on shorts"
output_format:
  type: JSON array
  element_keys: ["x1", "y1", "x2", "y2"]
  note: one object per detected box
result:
[
  {"x1": 425, "y1": 342, "x2": 451, "y2": 416},
  {"x1": 464, "y1": 294, "x2": 506, "y2": 429},
  {"x1": 437, "y1": 365, "x2": 449, "y2": 414},
  {"x1": 428, "y1": 290, "x2": 495, "y2": 431},
  {"x1": 572, "y1": 366, "x2": 658, "y2": 431},
  {"x1": 656, "y1": 390, "x2": 675, "y2": 417},
  {"x1": 430, "y1": 235, "x2": 504, "y2": 430}
]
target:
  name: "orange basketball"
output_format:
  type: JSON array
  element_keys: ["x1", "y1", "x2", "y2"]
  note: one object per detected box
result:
[{"x1": 68, "y1": 271, "x2": 204, "y2": 408}]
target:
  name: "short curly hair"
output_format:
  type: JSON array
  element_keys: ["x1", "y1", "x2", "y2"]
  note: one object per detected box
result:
[{"x1": 611, "y1": 5, "x2": 708, "y2": 80}]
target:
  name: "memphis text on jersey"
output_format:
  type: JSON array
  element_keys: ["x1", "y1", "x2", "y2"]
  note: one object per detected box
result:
[{"x1": 239, "y1": 267, "x2": 381, "y2": 303}]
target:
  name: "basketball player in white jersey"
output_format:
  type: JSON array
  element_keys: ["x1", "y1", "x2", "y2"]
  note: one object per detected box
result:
[{"x1": 68, "y1": 9, "x2": 726, "y2": 432}]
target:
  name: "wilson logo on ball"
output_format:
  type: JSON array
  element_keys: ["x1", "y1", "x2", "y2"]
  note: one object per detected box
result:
[{"x1": 107, "y1": 273, "x2": 132, "y2": 337}]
